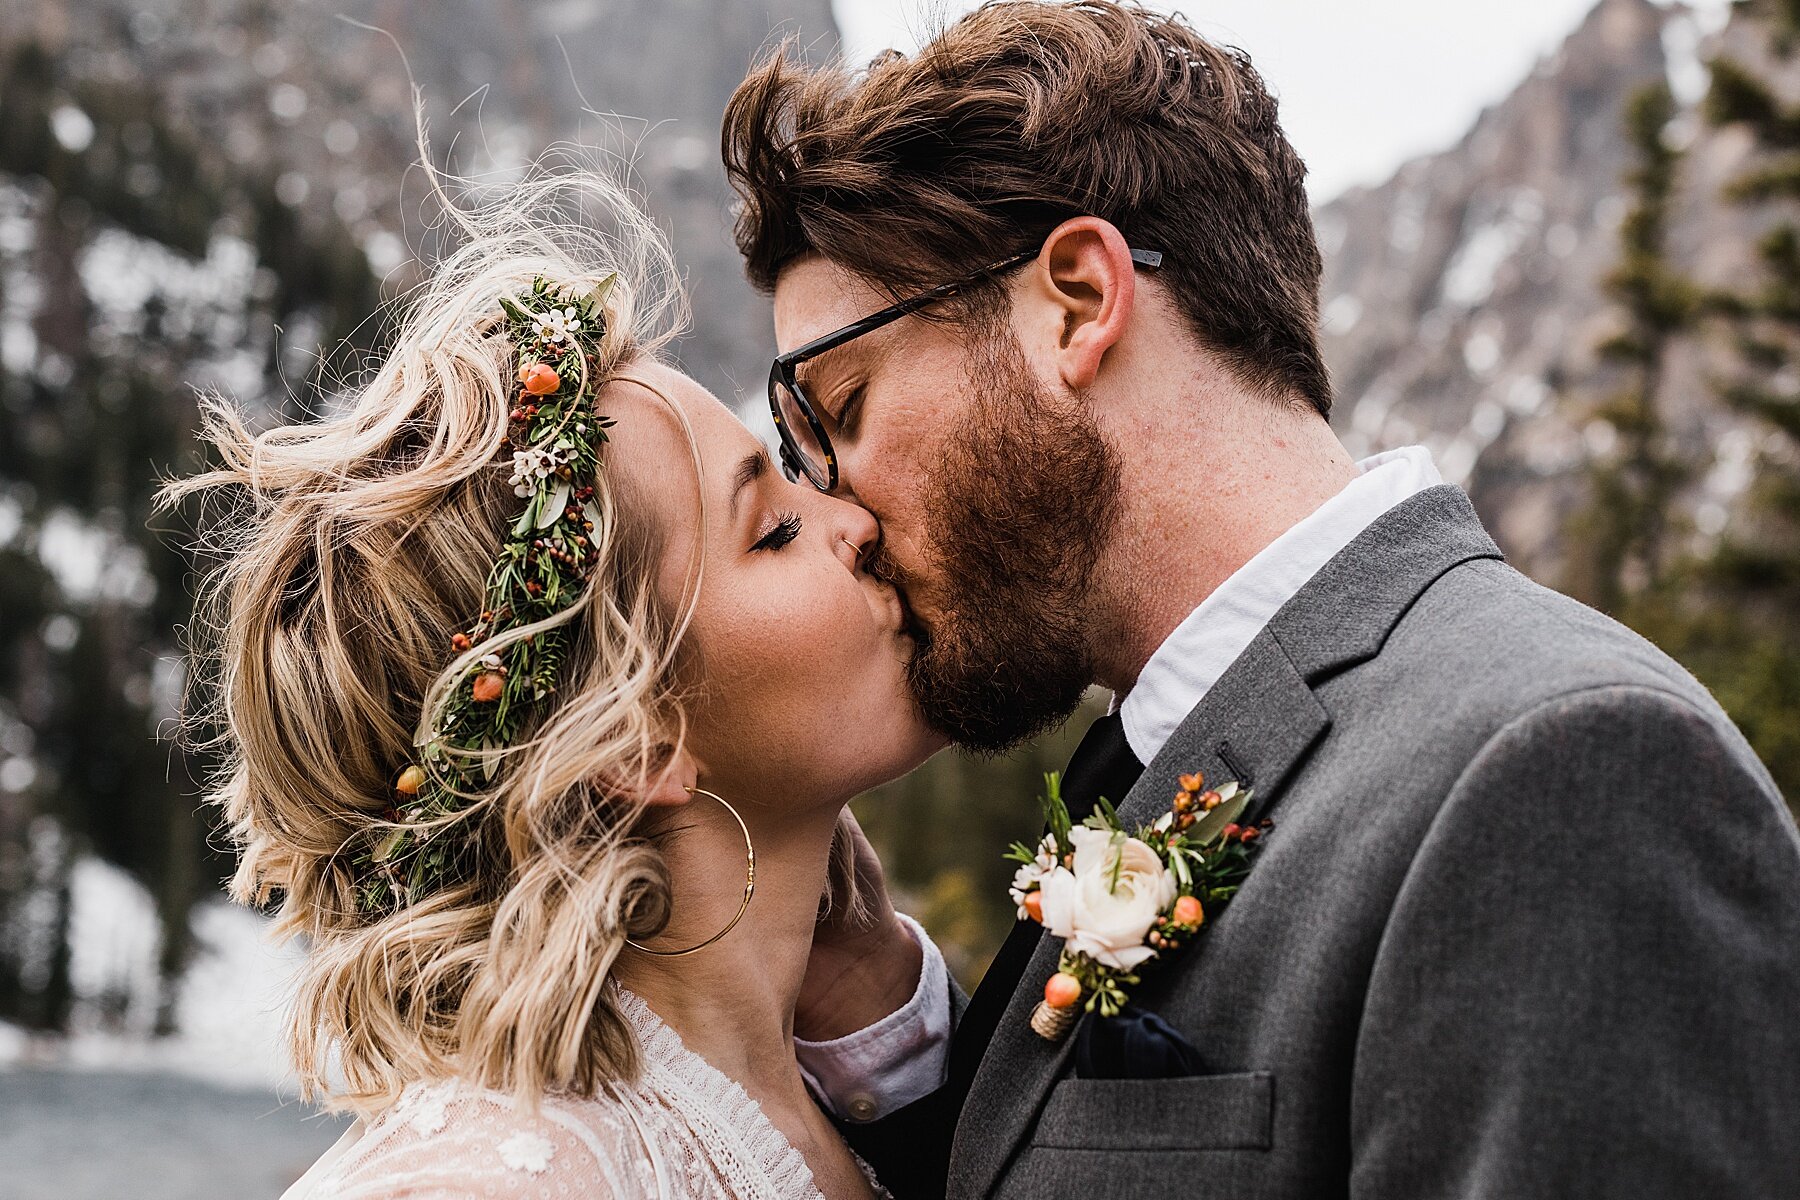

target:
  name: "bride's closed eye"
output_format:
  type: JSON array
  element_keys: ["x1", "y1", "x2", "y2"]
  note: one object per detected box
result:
[{"x1": 751, "y1": 512, "x2": 803, "y2": 552}]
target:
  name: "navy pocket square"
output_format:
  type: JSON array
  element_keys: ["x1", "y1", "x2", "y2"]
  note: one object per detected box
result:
[{"x1": 1074, "y1": 1002, "x2": 1208, "y2": 1080}]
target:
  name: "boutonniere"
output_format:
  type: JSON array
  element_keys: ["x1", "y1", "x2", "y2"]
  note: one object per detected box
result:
[{"x1": 1005, "y1": 770, "x2": 1269, "y2": 1041}]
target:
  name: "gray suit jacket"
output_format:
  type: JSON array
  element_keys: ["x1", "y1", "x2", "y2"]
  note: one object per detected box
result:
[{"x1": 949, "y1": 485, "x2": 1800, "y2": 1199}]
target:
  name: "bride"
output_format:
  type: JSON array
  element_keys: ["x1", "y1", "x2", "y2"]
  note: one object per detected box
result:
[{"x1": 166, "y1": 167, "x2": 944, "y2": 1198}]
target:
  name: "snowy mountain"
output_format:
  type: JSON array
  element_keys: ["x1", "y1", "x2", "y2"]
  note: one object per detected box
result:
[{"x1": 1316, "y1": 0, "x2": 1770, "y2": 580}]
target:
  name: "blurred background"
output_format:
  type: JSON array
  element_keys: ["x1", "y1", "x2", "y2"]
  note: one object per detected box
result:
[{"x1": 3, "y1": 0, "x2": 1798, "y2": 1195}]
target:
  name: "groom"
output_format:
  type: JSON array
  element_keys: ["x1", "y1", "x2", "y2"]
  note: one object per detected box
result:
[{"x1": 725, "y1": 3, "x2": 1800, "y2": 1197}]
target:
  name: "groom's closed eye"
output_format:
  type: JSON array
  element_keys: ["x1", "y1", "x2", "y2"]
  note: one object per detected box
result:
[{"x1": 828, "y1": 386, "x2": 865, "y2": 439}]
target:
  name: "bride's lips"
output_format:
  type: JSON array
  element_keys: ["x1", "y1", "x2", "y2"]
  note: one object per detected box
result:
[{"x1": 866, "y1": 573, "x2": 917, "y2": 639}]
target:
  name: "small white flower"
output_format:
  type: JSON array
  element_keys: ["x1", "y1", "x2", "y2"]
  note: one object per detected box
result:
[
  {"x1": 531, "y1": 305, "x2": 582, "y2": 344},
  {"x1": 407, "y1": 1084, "x2": 451, "y2": 1135},
  {"x1": 479, "y1": 653, "x2": 504, "y2": 670},
  {"x1": 1007, "y1": 833, "x2": 1059, "y2": 918},
  {"x1": 1037, "y1": 826, "x2": 1177, "y2": 971},
  {"x1": 498, "y1": 1130, "x2": 555, "y2": 1175}
]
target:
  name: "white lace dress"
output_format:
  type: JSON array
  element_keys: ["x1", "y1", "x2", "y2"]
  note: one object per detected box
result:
[{"x1": 282, "y1": 989, "x2": 890, "y2": 1199}]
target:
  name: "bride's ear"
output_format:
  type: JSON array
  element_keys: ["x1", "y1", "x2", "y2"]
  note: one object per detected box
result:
[
  {"x1": 600, "y1": 742, "x2": 699, "y2": 808},
  {"x1": 639, "y1": 743, "x2": 700, "y2": 807}
]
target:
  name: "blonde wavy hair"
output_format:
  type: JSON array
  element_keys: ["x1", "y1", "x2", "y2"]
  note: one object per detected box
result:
[{"x1": 160, "y1": 155, "x2": 724, "y2": 1114}]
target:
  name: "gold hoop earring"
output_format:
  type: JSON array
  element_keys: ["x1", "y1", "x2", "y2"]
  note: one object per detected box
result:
[{"x1": 626, "y1": 787, "x2": 756, "y2": 957}]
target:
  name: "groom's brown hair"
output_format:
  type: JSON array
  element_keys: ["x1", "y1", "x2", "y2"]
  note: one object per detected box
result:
[{"x1": 723, "y1": 0, "x2": 1331, "y2": 415}]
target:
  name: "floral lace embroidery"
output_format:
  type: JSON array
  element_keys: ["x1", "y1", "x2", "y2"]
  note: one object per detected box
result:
[
  {"x1": 497, "y1": 1129, "x2": 555, "y2": 1174},
  {"x1": 282, "y1": 990, "x2": 890, "y2": 1200}
]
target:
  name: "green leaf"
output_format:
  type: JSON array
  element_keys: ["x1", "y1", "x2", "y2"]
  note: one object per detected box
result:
[
  {"x1": 537, "y1": 480, "x2": 571, "y2": 530},
  {"x1": 370, "y1": 827, "x2": 407, "y2": 864},
  {"x1": 1190, "y1": 781, "x2": 1251, "y2": 846}
]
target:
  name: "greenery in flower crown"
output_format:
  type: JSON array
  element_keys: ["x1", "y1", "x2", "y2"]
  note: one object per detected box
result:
[{"x1": 353, "y1": 275, "x2": 618, "y2": 916}]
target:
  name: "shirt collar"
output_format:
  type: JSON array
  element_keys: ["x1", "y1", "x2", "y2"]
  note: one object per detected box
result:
[{"x1": 1116, "y1": 445, "x2": 1445, "y2": 764}]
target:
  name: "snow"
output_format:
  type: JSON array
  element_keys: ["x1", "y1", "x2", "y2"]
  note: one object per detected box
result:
[
  {"x1": 49, "y1": 105, "x2": 95, "y2": 154},
  {"x1": 1388, "y1": 186, "x2": 1428, "y2": 255},
  {"x1": 77, "y1": 229, "x2": 259, "y2": 345},
  {"x1": 0, "y1": 857, "x2": 307, "y2": 1092},
  {"x1": 1462, "y1": 328, "x2": 1502, "y2": 375},
  {"x1": 1661, "y1": 7, "x2": 1714, "y2": 110},
  {"x1": 35, "y1": 507, "x2": 157, "y2": 609},
  {"x1": 65, "y1": 858, "x2": 163, "y2": 1038},
  {"x1": 1321, "y1": 293, "x2": 1363, "y2": 335},
  {"x1": 1442, "y1": 189, "x2": 1543, "y2": 308}
]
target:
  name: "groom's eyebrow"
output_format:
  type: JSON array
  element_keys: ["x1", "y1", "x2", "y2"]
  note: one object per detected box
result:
[
  {"x1": 794, "y1": 341, "x2": 863, "y2": 396},
  {"x1": 795, "y1": 345, "x2": 849, "y2": 395},
  {"x1": 729, "y1": 448, "x2": 769, "y2": 519}
]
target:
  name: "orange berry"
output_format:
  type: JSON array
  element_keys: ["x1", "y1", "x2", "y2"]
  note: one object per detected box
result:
[
  {"x1": 472, "y1": 671, "x2": 505, "y2": 703},
  {"x1": 1023, "y1": 891, "x2": 1044, "y2": 923},
  {"x1": 394, "y1": 765, "x2": 427, "y2": 795},
  {"x1": 1222, "y1": 822, "x2": 1241, "y2": 839},
  {"x1": 1178, "y1": 772, "x2": 1204, "y2": 792},
  {"x1": 519, "y1": 363, "x2": 561, "y2": 395},
  {"x1": 1173, "y1": 895, "x2": 1204, "y2": 926},
  {"x1": 1200, "y1": 790, "x2": 1222, "y2": 810},
  {"x1": 1044, "y1": 972, "x2": 1083, "y2": 1009},
  {"x1": 1172, "y1": 791, "x2": 1194, "y2": 813}
]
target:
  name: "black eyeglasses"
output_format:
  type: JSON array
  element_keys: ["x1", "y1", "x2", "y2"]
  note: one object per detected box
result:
[{"x1": 768, "y1": 246, "x2": 1165, "y2": 491}]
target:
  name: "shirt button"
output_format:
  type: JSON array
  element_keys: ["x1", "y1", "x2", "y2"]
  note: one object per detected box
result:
[{"x1": 846, "y1": 1093, "x2": 879, "y2": 1122}]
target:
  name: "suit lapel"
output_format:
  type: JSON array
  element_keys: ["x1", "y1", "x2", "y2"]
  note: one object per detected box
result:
[
  {"x1": 948, "y1": 485, "x2": 1504, "y2": 1199},
  {"x1": 948, "y1": 634, "x2": 1328, "y2": 1200}
]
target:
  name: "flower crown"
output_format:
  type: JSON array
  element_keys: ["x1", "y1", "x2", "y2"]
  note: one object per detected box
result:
[{"x1": 353, "y1": 276, "x2": 618, "y2": 916}]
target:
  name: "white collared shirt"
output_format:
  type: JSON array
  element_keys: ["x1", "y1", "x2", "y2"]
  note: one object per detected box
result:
[
  {"x1": 795, "y1": 446, "x2": 1445, "y2": 1120},
  {"x1": 1117, "y1": 445, "x2": 1444, "y2": 761}
]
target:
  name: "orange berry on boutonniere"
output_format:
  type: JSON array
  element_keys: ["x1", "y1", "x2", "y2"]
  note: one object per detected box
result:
[
  {"x1": 1023, "y1": 891, "x2": 1044, "y2": 923},
  {"x1": 450, "y1": 632, "x2": 472, "y2": 651},
  {"x1": 394, "y1": 765, "x2": 427, "y2": 795},
  {"x1": 1178, "y1": 772, "x2": 1204, "y2": 792},
  {"x1": 1173, "y1": 895, "x2": 1204, "y2": 926},
  {"x1": 1044, "y1": 972, "x2": 1083, "y2": 1009},
  {"x1": 519, "y1": 362, "x2": 560, "y2": 395},
  {"x1": 472, "y1": 671, "x2": 505, "y2": 703},
  {"x1": 1199, "y1": 789, "x2": 1222, "y2": 810}
]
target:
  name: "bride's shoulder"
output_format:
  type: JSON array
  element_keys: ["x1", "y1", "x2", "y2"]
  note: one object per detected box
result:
[{"x1": 284, "y1": 1080, "x2": 656, "y2": 1199}]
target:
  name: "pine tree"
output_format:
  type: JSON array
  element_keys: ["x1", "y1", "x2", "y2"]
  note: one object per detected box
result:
[
  {"x1": 0, "y1": 38, "x2": 384, "y2": 1032},
  {"x1": 1681, "y1": 0, "x2": 1800, "y2": 801},
  {"x1": 1565, "y1": 81, "x2": 1698, "y2": 619}
]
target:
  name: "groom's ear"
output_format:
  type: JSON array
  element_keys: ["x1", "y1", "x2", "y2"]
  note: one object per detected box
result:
[{"x1": 1028, "y1": 216, "x2": 1138, "y2": 391}]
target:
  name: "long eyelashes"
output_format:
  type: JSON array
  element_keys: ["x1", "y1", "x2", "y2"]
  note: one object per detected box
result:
[{"x1": 751, "y1": 512, "x2": 803, "y2": 552}]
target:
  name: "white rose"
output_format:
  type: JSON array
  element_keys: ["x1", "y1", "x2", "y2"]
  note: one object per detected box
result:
[{"x1": 1037, "y1": 826, "x2": 1176, "y2": 971}]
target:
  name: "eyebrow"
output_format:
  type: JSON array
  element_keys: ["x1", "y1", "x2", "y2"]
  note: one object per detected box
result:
[
  {"x1": 729, "y1": 448, "x2": 769, "y2": 519},
  {"x1": 793, "y1": 339, "x2": 865, "y2": 398}
]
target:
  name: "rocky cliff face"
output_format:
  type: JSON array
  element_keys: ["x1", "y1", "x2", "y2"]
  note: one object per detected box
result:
[
  {"x1": 1316, "y1": 0, "x2": 1772, "y2": 580},
  {"x1": 0, "y1": 0, "x2": 835, "y2": 405}
]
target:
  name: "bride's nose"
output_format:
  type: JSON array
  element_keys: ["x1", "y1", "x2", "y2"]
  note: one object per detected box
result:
[{"x1": 822, "y1": 494, "x2": 880, "y2": 572}]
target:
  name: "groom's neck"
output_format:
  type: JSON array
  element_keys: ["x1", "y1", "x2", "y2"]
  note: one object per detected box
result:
[{"x1": 1086, "y1": 367, "x2": 1357, "y2": 695}]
